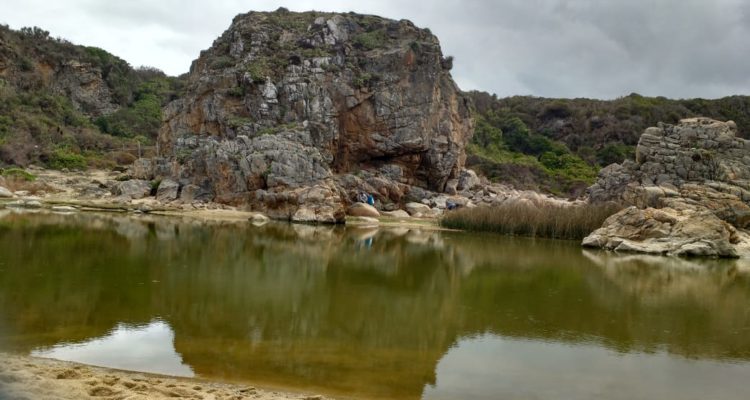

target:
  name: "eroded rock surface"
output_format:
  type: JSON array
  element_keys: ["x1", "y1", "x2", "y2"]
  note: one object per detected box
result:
[
  {"x1": 586, "y1": 118, "x2": 750, "y2": 257},
  {"x1": 136, "y1": 10, "x2": 473, "y2": 223}
]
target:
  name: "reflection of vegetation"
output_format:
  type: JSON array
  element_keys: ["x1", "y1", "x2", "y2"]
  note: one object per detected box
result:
[{"x1": 1, "y1": 214, "x2": 750, "y2": 399}]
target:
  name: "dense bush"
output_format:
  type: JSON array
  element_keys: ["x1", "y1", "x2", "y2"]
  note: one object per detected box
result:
[
  {"x1": 467, "y1": 112, "x2": 597, "y2": 196},
  {"x1": 353, "y1": 30, "x2": 389, "y2": 50},
  {"x1": 47, "y1": 148, "x2": 87, "y2": 170}
]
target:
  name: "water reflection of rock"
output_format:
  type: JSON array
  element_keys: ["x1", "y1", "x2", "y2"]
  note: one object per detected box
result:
[
  {"x1": 581, "y1": 249, "x2": 750, "y2": 359},
  {"x1": 583, "y1": 250, "x2": 747, "y2": 304},
  {"x1": 2, "y1": 213, "x2": 750, "y2": 400}
]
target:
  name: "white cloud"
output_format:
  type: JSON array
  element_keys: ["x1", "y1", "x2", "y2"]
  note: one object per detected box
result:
[{"x1": 1, "y1": 0, "x2": 749, "y2": 99}]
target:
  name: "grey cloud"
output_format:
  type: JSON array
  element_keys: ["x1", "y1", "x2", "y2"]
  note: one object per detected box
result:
[{"x1": 1, "y1": 0, "x2": 749, "y2": 99}]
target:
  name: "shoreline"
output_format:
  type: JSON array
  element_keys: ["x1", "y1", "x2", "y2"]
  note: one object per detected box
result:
[
  {"x1": 0, "y1": 352, "x2": 330, "y2": 400},
  {"x1": 0, "y1": 167, "x2": 451, "y2": 231}
]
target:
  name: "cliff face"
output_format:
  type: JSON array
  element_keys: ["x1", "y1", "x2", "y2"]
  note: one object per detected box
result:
[{"x1": 150, "y1": 10, "x2": 473, "y2": 221}]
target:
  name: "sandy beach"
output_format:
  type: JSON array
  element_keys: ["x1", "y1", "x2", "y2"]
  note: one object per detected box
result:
[{"x1": 0, "y1": 353, "x2": 329, "y2": 400}]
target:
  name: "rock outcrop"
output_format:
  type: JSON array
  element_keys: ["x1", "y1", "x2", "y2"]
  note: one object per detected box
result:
[
  {"x1": 136, "y1": 10, "x2": 473, "y2": 223},
  {"x1": 585, "y1": 118, "x2": 750, "y2": 257}
]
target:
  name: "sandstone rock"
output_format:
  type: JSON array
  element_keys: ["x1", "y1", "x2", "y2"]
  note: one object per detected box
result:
[
  {"x1": 130, "y1": 159, "x2": 155, "y2": 180},
  {"x1": 586, "y1": 118, "x2": 750, "y2": 258},
  {"x1": 156, "y1": 179, "x2": 180, "y2": 202},
  {"x1": 0, "y1": 186, "x2": 12, "y2": 198},
  {"x1": 179, "y1": 184, "x2": 208, "y2": 203},
  {"x1": 382, "y1": 210, "x2": 410, "y2": 218},
  {"x1": 347, "y1": 203, "x2": 380, "y2": 218},
  {"x1": 583, "y1": 207, "x2": 739, "y2": 258},
  {"x1": 115, "y1": 180, "x2": 152, "y2": 199},
  {"x1": 590, "y1": 118, "x2": 750, "y2": 205},
  {"x1": 405, "y1": 202, "x2": 431, "y2": 216},
  {"x1": 291, "y1": 207, "x2": 317, "y2": 223}
]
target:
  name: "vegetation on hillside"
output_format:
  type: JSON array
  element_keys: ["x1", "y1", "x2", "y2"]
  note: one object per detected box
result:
[
  {"x1": 469, "y1": 91, "x2": 750, "y2": 164},
  {"x1": 0, "y1": 25, "x2": 183, "y2": 170},
  {"x1": 468, "y1": 109, "x2": 598, "y2": 197},
  {"x1": 466, "y1": 91, "x2": 750, "y2": 196}
]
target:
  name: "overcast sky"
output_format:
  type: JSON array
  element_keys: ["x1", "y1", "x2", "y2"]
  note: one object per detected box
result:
[{"x1": 2, "y1": 0, "x2": 750, "y2": 99}]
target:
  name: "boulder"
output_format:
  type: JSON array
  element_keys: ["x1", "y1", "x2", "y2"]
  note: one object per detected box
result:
[
  {"x1": 179, "y1": 184, "x2": 208, "y2": 203},
  {"x1": 381, "y1": 210, "x2": 410, "y2": 218},
  {"x1": 585, "y1": 118, "x2": 750, "y2": 258},
  {"x1": 405, "y1": 202, "x2": 432, "y2": 216},
  {"x1": 457, "y1": 169, "x2": 481, "y2": 191},
  {"x1": 156, "y1": 179, "x2": 180, "y2": 202},
  {"x1": 260, "y1": 183, "x2": 345, "y2": 224},
  {"x1": 583, "y1": 207, "x2": 739, "y2": 258},
  {"x1": 0, "y1": 186, "x2": 12, "y2": 198},
  {"x1": 115, "y1": 180, "x2": 152, "y2": 199},
  {"x1": 347, "y1": 203, "x2": 380, "y2": 218}
]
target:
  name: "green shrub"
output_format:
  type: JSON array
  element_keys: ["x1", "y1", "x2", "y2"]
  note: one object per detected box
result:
[
  {"x1": 596, "y1": 143, "x2": 635, "y2": 166},
  {"x1": 227, "y1": 86, "x2": 245, "y2": 97},
  {"x1": 246, "y1": 60, "x2": 270, "y2": 83},
  {"x1": 48, "y1": 148, "x2": 87, "y2": 170},
  {"x1": 353, "y1": 30, "x2": 388, "y2": 50},
  {"x1": 18, "y1": 57, "x2": 34, "y2": 72},
  {"x1": 1, "y1": 167, "x2": 36, "y2": 181},
  {"x1": 210, "y1": 56, "x2": 234, "y2": 70},
  {"x1": 353, "y1": 72, "x2": 379, "y2": 88}
]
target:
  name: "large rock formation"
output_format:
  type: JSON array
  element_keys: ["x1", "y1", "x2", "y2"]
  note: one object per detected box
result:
[
  {"x1": 136, "y1": 10, "x2": 473, "y2": 222},
  {"x1": 585, "y1": 118, "x2": 750, "y2": 257}
]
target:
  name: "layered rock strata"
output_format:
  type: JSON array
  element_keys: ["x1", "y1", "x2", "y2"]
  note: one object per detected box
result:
[{"x1": 585, "y1": 118, "x2": 750, "y2": 257}]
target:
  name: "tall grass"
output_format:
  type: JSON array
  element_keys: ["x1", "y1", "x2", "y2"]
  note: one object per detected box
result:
[{"x1": 440, "y1": 202, "x2": 622, "y2": 240}]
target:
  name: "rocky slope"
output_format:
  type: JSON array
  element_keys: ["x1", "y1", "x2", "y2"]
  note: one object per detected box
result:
[
  {"x1": 584, "y1": 118, "x2": 750, "y2": 257},
  {"x1": 131, "y1": 10, "x2": 472, "y2": 222},
  {"x1": 0, "y1": 25, "x2": 179, "y2": 168}
]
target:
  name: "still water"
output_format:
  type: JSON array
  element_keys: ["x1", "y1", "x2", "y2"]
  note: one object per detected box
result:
[{"x1": 0, "y1": 210, "x2": 749, "y2": 399}]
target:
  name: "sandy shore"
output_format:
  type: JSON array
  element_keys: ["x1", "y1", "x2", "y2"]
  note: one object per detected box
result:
[{"x1": 0, "y1": 353, "x2": 328, "y2": 400}]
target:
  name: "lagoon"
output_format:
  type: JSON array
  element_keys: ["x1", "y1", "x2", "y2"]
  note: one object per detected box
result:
[{"x1": 0, "y1": 211, "x2": 749, "y2": 399}]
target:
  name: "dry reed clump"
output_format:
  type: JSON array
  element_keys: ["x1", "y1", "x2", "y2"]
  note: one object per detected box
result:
[
  {"x1": 0, "y1": 169, "x2": 51, "y2": 195},
  {"x1": 440, "y1": 201, "x2": 622, "y2": 240}
]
